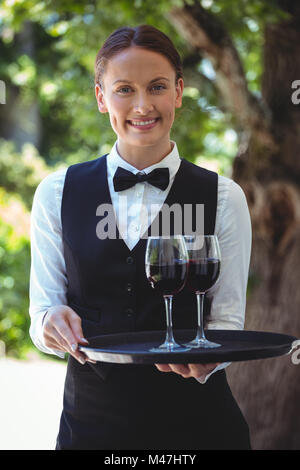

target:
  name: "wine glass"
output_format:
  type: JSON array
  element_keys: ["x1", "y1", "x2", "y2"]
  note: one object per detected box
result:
[
  {"x1": 184, "y1": 235, "x2": 221, "y2": 348},
  {"x1": 145, "y1": 235, "x2": 190, "y2": 352}
]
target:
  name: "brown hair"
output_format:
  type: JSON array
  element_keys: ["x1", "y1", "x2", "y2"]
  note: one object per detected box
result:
[{"x1": 94, "y1": 24, "x2": 183, "y2": 89}]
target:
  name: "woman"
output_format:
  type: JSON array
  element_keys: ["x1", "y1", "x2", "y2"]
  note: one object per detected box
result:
[{"x1": 29, "y1": 24, "x2": 252, "y2": 450}]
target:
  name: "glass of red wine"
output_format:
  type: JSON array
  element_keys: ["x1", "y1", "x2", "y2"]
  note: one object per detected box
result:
[
  {"x1": 145, "y1": 235, "x2": 190, "y2": 352},
  {"x1": 184, "y1": 235, "x2": 221, "y2": 348}
]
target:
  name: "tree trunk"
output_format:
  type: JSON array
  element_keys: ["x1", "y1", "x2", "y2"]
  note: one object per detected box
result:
[
  {"x1": 0, "y1": 21, "x2": 41, "y2": 151},
  {"x1": 169, "y1": 2, "x2": 300, "y2": 449},
  {"x1": 229, "y1": 16, "x2": 300, "y2": 450}
]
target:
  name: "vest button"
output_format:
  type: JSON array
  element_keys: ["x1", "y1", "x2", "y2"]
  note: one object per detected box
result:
[
  {"x1": 126, "y1": 256, "x2": 134, "y2": 265},
  {"x1": 125, "y1": 308, "x2": 134, "y2": 317},
  {"x1": 127, "y1": 283, "x2": 133, "y2": 293}
]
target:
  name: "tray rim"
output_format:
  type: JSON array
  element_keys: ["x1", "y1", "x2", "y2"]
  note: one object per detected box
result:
[{"x1": 78, "y1": 329, "x2": 298, "y2": 364}]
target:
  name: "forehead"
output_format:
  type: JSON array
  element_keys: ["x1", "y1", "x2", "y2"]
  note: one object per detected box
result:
[{"x1": 103, "y1": 46, "x2": 175, "y2": 85}]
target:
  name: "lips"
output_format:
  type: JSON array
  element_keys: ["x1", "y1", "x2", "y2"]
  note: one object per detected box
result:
[{"x1": 127, "y1": 118, "x2": 160, "y2": 129}]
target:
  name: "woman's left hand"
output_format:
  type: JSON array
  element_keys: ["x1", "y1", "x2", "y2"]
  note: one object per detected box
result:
[{"x1": 155, "y1": 362, "x2": 220, "y2": 379}]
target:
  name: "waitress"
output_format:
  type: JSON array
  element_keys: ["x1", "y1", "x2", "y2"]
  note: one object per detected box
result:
[{"x1": 29, "y1": 24, "x2": 252, "y2": 450}]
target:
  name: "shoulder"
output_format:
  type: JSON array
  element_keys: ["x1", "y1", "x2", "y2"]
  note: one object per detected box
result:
[
  {"x1": 66, "y1": 154, "x2": 107, "y2": 173},
  {"x1": 63, "y1": 155, "x2": 107, "y2": 187},
  {"x1": 181, "y1": 158, "x2": 217, "y2": 178},
  {"x1": 215, "y1": 175, "x2": 251, "y2": 235},
  {"x1": 218, "y1": 175, "x2": 248, "y2": 210},
  {"x1": 33, "y1": 167, "x2": 67, "y2": 204}
]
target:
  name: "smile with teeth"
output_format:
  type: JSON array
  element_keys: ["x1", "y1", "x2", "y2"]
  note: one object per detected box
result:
[{"x1": 128, "y1": 118, "x2": 159, "y2": 127}]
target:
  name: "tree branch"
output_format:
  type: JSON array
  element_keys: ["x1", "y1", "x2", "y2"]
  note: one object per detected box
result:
[{"x1": 167, "y1": 0, "x2": 277, "y2": 151}]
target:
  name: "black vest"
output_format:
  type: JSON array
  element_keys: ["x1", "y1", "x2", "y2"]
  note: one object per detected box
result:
[
  {"x1": 56, "y1": 154, "x2": 251, "y2": 450},
  {"x1": 62, "y1": 155, "x2": 217, "y2": 340}
]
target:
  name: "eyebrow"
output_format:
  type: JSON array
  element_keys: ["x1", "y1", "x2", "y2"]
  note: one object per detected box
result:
[{"x1": 113, "y1": 76, "x2": 170, "y2": 85}]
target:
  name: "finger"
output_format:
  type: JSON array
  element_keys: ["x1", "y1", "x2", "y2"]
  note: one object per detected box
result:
[
  {"x1": 43, "y1": 336, "x2": 65, "y2": 352},
  {"x1": 44, "y1": 323, "x2": 87, "y2": 364},
  {"x1": 187, "y1": 363, "x2": 207, "y2": 377},
  {"x1": 69, "y1": 342, "x2": 98, "y2": 364},
  {"x1": 187, "y1": 362, "x2": 219, "y2": 378},
  {"x1": 155, "y1": 364, "x2": 172, "y2": 372},
  {"x1": 169, "y1": 364, "x2": 191, "y2": 377},
  {"x1": 48, "y1": 331, "x2": 88, "y2": 364},
  {"x1": 45, "y1": 328, "x2": 76, "y2": 357},
  {"x1": 85, "y1": 357, "x2": 97, "y2": 364},
  {"x1": 46, "y1": 308, "x2": 88, "y2": 351},
  {"x1": 46, "y1": 335, "x2": 94, "y2": 365},
  {"x1": 43, "y1": 310, "x2": 92, "y2": 365},
  {"x1": 52, "y1": 316, "x2": 80, "y2": 352},
  {"x1": 43, "y1": 327, "x2": 70, "y2": 352},
  {"x1": 66, "y1": 309, "x2": 89, "y2": 345},
  {"x1": 204, "y1": 362, "x2": 220, "y2": 373},
  {"x1": 69, "y1": 345, "x2": 95, "y2": 365}
]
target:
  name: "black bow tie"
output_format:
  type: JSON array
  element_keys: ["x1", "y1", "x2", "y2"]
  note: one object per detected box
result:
[{"x1": 113, "y1": 166, "x2": 169, "y2": 192}]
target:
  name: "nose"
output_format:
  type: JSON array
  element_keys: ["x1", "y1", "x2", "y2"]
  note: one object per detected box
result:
[{"x1": 133, "y1": 92, "x2": 154, "y2": 115}]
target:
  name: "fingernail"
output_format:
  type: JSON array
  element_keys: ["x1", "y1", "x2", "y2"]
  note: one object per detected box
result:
[
  {"x1": 78, "y1": 357, "x2": 86, "y2": 365},
  {"x1": 71, "y1": 344, "x2": 77, "y2": 352},
  {"x1": 80, "y1": 338, "x2": 89, "y2": 344}
]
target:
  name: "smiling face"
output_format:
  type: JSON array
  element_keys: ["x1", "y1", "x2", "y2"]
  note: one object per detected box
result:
[{"x1": 95, "y1": 46, "x2": 184, "y2": 163}]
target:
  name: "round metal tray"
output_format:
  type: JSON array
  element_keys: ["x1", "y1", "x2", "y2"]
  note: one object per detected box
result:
[{"x1": 78, "y1": 329, "x2": 298, "y2": 364}]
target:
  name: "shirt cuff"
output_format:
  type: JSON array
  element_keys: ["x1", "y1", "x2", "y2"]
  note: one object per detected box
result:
[
  {"x1": 195, "y1": 362, "x2": 231, "y2": 384},
  {"x1": 29, "y1": 310, "x2": 65, "y2": 359}
]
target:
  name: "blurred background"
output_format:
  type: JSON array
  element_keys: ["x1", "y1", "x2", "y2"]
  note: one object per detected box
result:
[{"x1": 0, "y1": 0, "x2": 299, "y2": 450}]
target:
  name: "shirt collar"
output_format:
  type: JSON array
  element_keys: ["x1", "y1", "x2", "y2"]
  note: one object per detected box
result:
[{"x1": 107, "y1": 140, "x2": 181, "y2": 186}]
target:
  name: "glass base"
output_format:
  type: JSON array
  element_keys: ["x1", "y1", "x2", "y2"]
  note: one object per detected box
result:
[
  {"x1": 150, "y1": 342, "x2": 190, "y2": 353},
  {"x1": 184, "y1": 338, "x2": 221, "y2": 349}
]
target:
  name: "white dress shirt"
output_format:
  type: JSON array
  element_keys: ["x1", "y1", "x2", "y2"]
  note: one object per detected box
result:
[{"x1": 29, "y1": 140, "x2": 252, "y2": 383}]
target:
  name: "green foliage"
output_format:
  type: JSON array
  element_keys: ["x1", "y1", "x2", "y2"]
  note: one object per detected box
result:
[
  {"x1": 0, "y1": 0, "x2": 289, "y2": 168},
  {"x1": 0, "y1": 217, "x2": 31, "y2": 358},
  {"x1": 0, "y1": 0, "x2": 291, "y2": 356},
  {"x1": 0, "y1": 140, "x2": 61, "y2": 357},
  {"x1": 0, "y1": 139, "x2": 52, "y2": 210}
]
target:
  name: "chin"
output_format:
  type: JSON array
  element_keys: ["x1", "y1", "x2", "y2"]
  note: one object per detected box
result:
[{"x1": 132, "y1": 137, "x2": 164, "y2": 147}]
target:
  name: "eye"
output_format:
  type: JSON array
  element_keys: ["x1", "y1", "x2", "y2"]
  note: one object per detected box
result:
[
  {"x1": 116, "y1": 84, "x2": 166, "y2": 94},
  {"x1": 117, "y1": 87, "x2": 132, "y2": 94},
  {"x1": 151, "y1": 84, "x2": 166, "y2": 92}
]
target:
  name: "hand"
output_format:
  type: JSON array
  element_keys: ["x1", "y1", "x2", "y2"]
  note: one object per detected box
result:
[
  {"x1": 155, "y1": 362, "x2": 220, "y2": 379},
  {"x1": 43, "y1": 305, "x2": 95, "y2": 365}
]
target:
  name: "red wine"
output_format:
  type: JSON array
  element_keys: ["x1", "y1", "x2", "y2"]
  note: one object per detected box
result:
[
  {"x1": 187, "y1": 258, "x2": 220, "y2": 293},
  {"x1": 147, "y1": 261, "x2": 188, "y2": 295}
]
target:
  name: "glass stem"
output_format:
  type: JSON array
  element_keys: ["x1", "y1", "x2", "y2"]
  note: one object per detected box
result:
[
  {"x1": 196, "y1": 292, "x2": 206, "y2": 341},
  {"x1": 163, "y1": 295, "x2": 175, "y2": 348}
]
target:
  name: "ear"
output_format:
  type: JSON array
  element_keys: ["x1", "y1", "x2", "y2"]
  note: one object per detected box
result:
[
  {"x1": 95, "y1": 83, "x2": 108, "y2": 113},
  {"x1": 175, "y1": 78, "x2": 184, "y2": 109}
]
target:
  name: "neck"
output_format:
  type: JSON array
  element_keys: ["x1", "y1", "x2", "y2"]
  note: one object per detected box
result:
[{"x1": 116, "y1": 138, "x2": 173, "y2": 170}]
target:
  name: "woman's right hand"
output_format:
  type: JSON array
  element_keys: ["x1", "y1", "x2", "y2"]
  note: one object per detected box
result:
[{"x1": 42, "y1": 305, "x2": 95, "y2": 364}]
